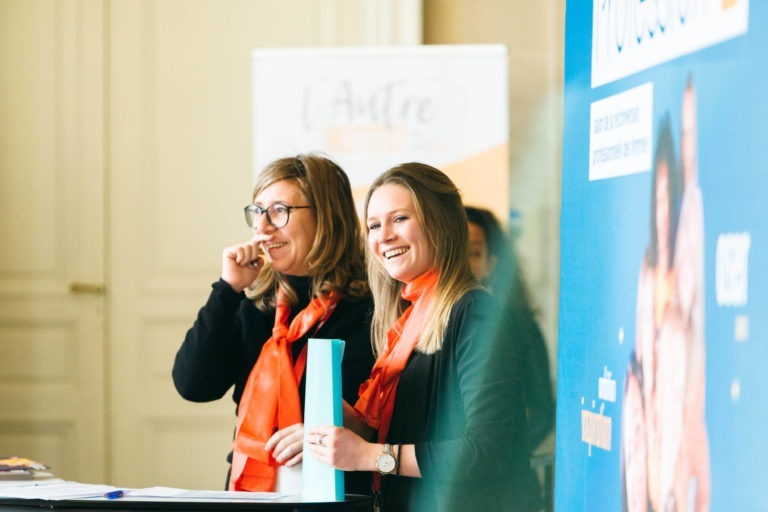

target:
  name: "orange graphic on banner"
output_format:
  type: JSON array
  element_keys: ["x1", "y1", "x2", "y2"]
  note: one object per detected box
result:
[
  {"x1": 324, "y1": 125, "x2": 407, "y2": 154},
  {"x1": 351, "y1": 142, "x2": 509, "y2": 227},
  {"x1": 441, "y1": 142, "x2": 509, "y2": 225}
]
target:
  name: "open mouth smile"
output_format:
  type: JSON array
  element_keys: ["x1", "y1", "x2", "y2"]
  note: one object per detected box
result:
[{"x1": 384, "y1": 247, "x2": 409, "y2": 260}]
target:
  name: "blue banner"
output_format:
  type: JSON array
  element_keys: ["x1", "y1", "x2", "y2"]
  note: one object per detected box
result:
[{"x1": 557, "y1": 2, "x2": 766, "y2": 510}]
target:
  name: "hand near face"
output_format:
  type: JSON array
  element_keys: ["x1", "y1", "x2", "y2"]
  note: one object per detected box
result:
[{"x1": 221, "y1": 234, "x2": 270, "y2": 292}]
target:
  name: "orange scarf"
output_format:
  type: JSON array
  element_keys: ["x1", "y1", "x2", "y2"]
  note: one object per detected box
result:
[
  {"x1": 354, "y1": 269, "x2": 439, "y2": 443},
  {"x1": 229, "y1": 287, "x2": 339, "y2": 491}
]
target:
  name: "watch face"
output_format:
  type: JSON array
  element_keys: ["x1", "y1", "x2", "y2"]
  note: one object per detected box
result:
[{"x1": 376, "y1": 453, "x2": 396, "y2": 474}]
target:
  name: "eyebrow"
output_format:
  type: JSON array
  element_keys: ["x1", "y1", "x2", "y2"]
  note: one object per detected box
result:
[
  {"x1": 368, "y1": 209, "x2": 406, "y2": 222},
  {"x1": 253, "y1": 200, "x2": 291, "y2": 206}
]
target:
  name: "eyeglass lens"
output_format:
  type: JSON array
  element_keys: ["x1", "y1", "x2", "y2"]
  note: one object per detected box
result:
[{"x1": 244, "y1": 204, "x2": 291, "y2": 229}]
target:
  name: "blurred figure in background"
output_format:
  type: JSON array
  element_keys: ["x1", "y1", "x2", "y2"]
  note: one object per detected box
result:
[
  {"x1": 466, "y1": 205, "x2": 555, "y2": 509},
  {"x1": 465, "y1": 206, "x2": 555, "y2": 454}
]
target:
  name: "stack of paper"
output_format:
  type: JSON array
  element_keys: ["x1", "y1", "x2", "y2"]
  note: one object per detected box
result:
[
  {"x1": 0, "y1": 481, "x2": 114, "y2": 499},
  {"x1": 0, "y1": 483, "x2": 291, "y2": 502}
]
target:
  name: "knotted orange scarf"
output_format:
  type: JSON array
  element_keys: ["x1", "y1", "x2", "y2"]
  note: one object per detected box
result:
[
  {"x1": 354, "y1": 269, "x2": 439, "y2": 443},
  {"x1": 229, "y1": 287, "x2": 340, "y2": 491}
]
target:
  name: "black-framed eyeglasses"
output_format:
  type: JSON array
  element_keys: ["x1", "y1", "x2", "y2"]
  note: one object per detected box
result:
[{"x1": 244, "y1": 203, "x2": 313, "y2": 229}]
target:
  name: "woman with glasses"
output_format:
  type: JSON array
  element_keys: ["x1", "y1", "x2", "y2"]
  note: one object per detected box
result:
[{"x1": 172, "y1": 153, "x2": 375, "y2": 494}]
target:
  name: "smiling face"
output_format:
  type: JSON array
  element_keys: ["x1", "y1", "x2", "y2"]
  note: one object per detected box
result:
[
  {"x1": 252, "y1": 179, "x2": 316, "y2": 276},
  {"x1": 366, "y1": 183, "x2": 435, "y2": 284}
]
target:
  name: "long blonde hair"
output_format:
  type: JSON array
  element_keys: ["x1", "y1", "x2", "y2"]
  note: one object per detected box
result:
[
  {"x1": 247, "y1": 153, "x2": 368, "y2": 311},
  {"x1": 364, "y1": 163, "x2": 477, "y2": 355}
]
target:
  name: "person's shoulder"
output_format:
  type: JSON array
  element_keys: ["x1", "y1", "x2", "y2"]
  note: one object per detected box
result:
[
  {"x1": 334, "y1": 292, "x2": 374, "y2": 323},
  {"x1": 339, "y1": 291, "x2": 374, "y2": 310},
  {"x1": 456, "y1": 286, "x2": 494, "y2": 308},
  {"x1": 449, "y1": 287, "x2": 496, "y2": 320},
  {"x1": 446, "y1": 288, "x2": 501, "y2": 352}
]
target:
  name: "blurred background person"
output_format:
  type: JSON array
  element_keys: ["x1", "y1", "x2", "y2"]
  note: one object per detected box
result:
[
  {"x1": 465, "y1": 206, "x2": 555, "y2": 453},
  {"x1": 465, "y1": 205, "x2": 555, "y2": 509}
]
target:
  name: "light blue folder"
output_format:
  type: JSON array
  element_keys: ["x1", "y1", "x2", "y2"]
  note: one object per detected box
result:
[{"x1": 302, "y1": 338, "x2": 345, "y2": 501}]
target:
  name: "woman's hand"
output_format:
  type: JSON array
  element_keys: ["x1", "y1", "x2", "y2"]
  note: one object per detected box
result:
[
  {"x1": 306, "y1": 426, "x2": 379, "y2": 472},
  {"x1": 265, "y1": 423, "x2": 305, "y2": 467},
  {"x1": 221, "y1": 235, "x2": 269, "y2": 292}
]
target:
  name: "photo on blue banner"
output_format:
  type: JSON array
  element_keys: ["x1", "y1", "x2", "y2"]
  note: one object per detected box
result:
[{"x1": 557, "y1": 2, "x2": 767, "y2": 511}]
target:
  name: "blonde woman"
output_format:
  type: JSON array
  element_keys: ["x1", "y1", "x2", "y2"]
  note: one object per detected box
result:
[{"x1": 307, "y1": 163, "x2": 536, "y2": 511}]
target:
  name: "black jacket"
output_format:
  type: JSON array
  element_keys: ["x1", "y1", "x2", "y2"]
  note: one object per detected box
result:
[
  {"x1": 172, "y1": 276, "x2": 375, "y2": 493},
  {"x1": 379, "y1": 289, "x2": 538, "y2": 512}
]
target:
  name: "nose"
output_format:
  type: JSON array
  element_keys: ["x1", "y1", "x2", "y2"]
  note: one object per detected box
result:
[
  {"x1": 378, "y1": 222, "x2": 395, "y2": 242},
  {"x1": 253, "y1": 210, "x2": 275, "y2": 233}
]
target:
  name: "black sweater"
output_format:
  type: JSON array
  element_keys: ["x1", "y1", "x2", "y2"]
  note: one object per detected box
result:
[
  {"x1": 172, "y1": 276, "x2": 375, "y2": 492},
  {"x1": 379, "y1": 289, "x2": 538, "y2": 512}
]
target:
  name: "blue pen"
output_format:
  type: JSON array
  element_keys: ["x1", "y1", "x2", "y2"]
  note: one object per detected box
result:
[{"x1": 103, "y1": 490, "x2": 124, "y2": 500}]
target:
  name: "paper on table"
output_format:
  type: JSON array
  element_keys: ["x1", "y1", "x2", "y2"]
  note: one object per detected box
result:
[
  {"x1": 302, "y1": 338, "x2": 345, "y2": 501},
  {"x1": 0, "y1": 481, "x2": 116, "y2": 500},
  {"x1": 0, "y1": 475, "x2": 61, "y2": 489},
  {"x1": 125, "y1": 487, "x2": 290, "y2": 501}
]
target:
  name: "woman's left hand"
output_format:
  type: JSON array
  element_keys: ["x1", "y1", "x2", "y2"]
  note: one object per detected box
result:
[
  {"x1": 306, "y1": 426, "x2": 378, "y2": 472},
  {"x1": 265, "y1": 423, "x2": 304, "y2": 467}
]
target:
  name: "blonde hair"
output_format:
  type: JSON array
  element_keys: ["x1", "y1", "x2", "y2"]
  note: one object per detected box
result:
[
  {"x1": 247, "y1": 153, "x2": 368, "y2": 310},
  {"x1": 364, "y1": 163, "x2": 477, "y2": 355}
]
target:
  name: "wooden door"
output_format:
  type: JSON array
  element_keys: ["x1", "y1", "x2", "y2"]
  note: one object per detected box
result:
[{"x1": 0, "y1": 0, "x2": 107, "y2": 483}]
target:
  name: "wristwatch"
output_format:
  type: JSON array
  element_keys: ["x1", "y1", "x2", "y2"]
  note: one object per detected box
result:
[{"x1": 375, "y1": 443, "x2": 397, "y2": 475}]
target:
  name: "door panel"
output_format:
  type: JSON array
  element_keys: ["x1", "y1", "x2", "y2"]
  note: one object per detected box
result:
[{"x1": 0, "y1": 0, "x2": 106, "y2": 483}]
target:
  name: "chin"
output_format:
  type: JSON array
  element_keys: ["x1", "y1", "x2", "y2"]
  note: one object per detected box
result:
[
  {"x1": 280, "y1": 267, "x2": 308, "y2": 276},
  {"x1": 271, "y1": 263, "x2": 293, "y2": 275},
  {"x1": 383, "y1": 269, "x2": 404, "y2": 282},
  {"x1": 389, "y1": 271, "x2": 416, "y2": 283}
]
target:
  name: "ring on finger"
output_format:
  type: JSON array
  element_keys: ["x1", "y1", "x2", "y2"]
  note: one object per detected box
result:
[{"x1": 318, "y1": 435, "x2": 325, "y2": 446}]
